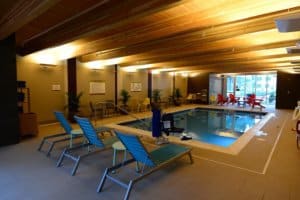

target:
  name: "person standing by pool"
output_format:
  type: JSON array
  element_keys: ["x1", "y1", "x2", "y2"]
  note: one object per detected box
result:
[
  {"x1": 292, "y1": 100, "x2": 300, "y2": 132},
  {"x1": 151, "y1": 102, "x2": 168, "y2": 145},
  {"x1": 292, "y1": 100, "x2": 300, "y2": 121}
]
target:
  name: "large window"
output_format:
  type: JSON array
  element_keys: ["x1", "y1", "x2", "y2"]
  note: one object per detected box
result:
[
  {"x1": 226, "y1": 76, "x2": 234, "y2": 97},
  {"x1": 226, "y1": 73, "x2": 277, "y2": 106}
]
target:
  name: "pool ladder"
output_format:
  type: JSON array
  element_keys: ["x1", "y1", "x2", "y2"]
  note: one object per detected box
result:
[{"x1": 94, "y1": 101, "x2": 151, "y2": 130}]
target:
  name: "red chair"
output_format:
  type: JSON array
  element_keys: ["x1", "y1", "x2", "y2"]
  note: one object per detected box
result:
[
  {"x1": 247, "y1": 94, "x2": 265, "y2": 110},
  {"x1": 228, "y1": 94, "x2": 239, "y2": 105},
  {"x1": 246, "y1": 94, "x2": 255, "y2": 106},
  {"x1": 217, "y1": 94, "x2": 227, "y2": 105}
]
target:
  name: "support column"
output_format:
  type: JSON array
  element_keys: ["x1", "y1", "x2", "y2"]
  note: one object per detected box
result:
[
  {"x1": 67, "y1": 58, "x2": 77, "y2": 121},
  {"x1": 148, "y1": 70, "x2": 152, "y2": 101},
  {"x1": 0, "y1": 34, "x2": 19, "y2": 146},
  {"x1": 114, "y1": 64, "x2": 118, "y2": 106}
]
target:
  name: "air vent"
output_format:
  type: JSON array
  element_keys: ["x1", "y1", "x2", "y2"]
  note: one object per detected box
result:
[
  {"x1": 286, "y1": 47, "x2": 300, "y2": 54},
  {"x1": 293, "y1": 67, "x2": 300, "y2": 72},
  {"x1": 275, "y1": 13, "x2": 300, "y2": 32},
  {"x1": 291, "y1": 60, "x2": 300, "y2": 64}
]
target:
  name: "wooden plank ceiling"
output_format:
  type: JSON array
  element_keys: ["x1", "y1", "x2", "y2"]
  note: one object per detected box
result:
[{"x1": 1, "y1": 0, "x2": 300, "y2": 74}]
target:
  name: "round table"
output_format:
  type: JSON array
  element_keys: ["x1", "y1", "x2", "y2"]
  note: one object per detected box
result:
[
  {"x1": 112, "y1": 141, "x2": 127, "y2": 173},
  {"x1": 70, "y1": 129, "x2": 83, "y2": 147}
]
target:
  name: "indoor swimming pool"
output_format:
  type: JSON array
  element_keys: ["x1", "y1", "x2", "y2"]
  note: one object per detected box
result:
[{"x1": 119, "y1": 108, "x2": 266, "y2": 147}]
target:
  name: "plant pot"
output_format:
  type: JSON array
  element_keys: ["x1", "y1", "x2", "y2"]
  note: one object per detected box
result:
[{"x1": 174, "y1": 99, "x2": 181, "y2": 106}]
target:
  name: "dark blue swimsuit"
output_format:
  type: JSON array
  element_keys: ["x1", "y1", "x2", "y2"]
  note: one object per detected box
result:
[{"x1": 151, "y1": 108, "x2": 161, "y2": 138}]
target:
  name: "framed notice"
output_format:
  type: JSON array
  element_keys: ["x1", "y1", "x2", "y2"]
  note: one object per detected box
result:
[
  {"x1": 89, "y1": 81, "x2": 105, "y2": 94},
  {"x1": 130, "y1": 82, "x2": 142, "y2": 92}
]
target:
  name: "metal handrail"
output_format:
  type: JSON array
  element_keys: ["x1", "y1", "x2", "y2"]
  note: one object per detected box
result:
[{"x1": 93, "y1": 101, "x2": 151, "y2": 129}]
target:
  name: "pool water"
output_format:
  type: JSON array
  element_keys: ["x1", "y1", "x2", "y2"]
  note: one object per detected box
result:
[{"x1": 120, "y1": 108, "x2": 265, "y2": 147}]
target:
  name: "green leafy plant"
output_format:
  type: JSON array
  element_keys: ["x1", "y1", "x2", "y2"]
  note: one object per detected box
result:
[
  {"x1": 173, "y1": 88, "x2": 182, "y2": 99},
  {"x1": 65, "y1": 91, "x2": 83, "y2": 113},
  {"x1": 152, "y1": 89, "x2": 161, "y2": 103},
  {"x1": 120, "y1": 89, "x2": 131, "y2": 106},
  {"x1": 173, "y1": 88, "x2": 182, "y2": 106}
]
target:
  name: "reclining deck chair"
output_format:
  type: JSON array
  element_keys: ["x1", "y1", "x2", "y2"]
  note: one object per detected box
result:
[
  {"x1": 56, "y1": 116, "x2": 117, "y2": 176},
  {"x1": 246, "y1": 94, "x2": 265, "y2": 110},
  {"x1": 161, "y1": 113, "x2": 184, "y2": 136},
  {"x1": 228, "y1": 94, "x2": 239, "y2": 105},
  {"x1": 217, "y1": 94, "x2": 228, "y2": 105},
  {"x1": 38, "y1": 111, "x2": 84, "y2": 157},
  {"x1": 97, "y1": 131, "x2": 193, "y2": 200}
]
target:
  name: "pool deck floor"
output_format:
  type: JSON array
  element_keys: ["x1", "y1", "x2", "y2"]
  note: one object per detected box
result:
[{"x1": 1, "y1": 104, "x2": 300, "y2": 200}]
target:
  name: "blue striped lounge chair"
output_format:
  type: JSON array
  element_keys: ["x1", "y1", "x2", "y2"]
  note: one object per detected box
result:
[
  {"x1": 38, "y1": 111, "x2": 85, "y2": 157},
  {"x1": 97, "y1": 131, "x2": 193, "y2": 200},
  {"x1": 56, "y1": 116, "x2": 118, "y2": 176}
]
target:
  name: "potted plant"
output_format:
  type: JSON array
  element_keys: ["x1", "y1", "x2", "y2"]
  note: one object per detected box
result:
[
  {"x1": 65, "y1": 91, "x2": 83, "y2": 122},
  {"x1": 120, "y1": 89, "x2": 131, "y2": 114},
  {"x1": 173, "y1": 88, "x2": 182, "y2": 106}
]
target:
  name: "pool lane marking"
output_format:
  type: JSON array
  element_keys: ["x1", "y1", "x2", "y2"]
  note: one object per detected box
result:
[{"x1": 261, "y1": 113, "x2": 288, "y2": 174}]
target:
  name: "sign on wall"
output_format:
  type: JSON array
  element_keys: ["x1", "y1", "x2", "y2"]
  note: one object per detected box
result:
[
  {"x1": 89, "y1": 81, "x2": 105, "y2": 94},
  {"x1": 130, "y1": 82, "x2": 142, "y2": 92}
]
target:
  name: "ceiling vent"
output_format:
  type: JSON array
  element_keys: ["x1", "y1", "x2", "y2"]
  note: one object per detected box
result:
[
  {"x1": 275, "y1": 13, "x2": 300, "y2": 32},
  {"x1": 291, "y1": 60, "x2": 300, "y2": 64},
  {"x1": 286, "y1": 47, "x2": 300, "y2": 54}
]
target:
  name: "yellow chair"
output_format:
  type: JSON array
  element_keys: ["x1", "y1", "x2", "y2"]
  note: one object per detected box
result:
[
  {"x1": 140, "y1": 97, "x2": 150, "y2": 112},
  {"x1": 210, "y1": 95, "x2": 216, "y2": 105}
]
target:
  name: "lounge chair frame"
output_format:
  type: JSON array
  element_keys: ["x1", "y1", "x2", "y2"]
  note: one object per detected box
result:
[
  {"x1": 97, "y1": 131, "x2": 193, "y2": 200},
  {"x1": 38, "y1": 111, "x2": 83, "y2": 157},
  {"x1": 56, "y1": 116, "x2": 117, "y2": 176}
]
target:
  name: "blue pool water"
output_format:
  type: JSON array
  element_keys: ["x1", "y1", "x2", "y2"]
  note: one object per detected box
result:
[{"x1": 120, "y1": 108, "x2": 265, "y2": 147}]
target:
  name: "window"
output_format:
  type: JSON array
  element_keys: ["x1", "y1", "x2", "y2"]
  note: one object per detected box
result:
[{"x1": 226, "y1": 73, "x2": 277, "y2": 106}]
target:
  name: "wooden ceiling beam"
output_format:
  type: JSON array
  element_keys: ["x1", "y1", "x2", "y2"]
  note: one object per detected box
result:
[
  {"x1": 112, "y1": 40, "x2": 297, "y2": 68},
  {"x1": 19, "y1": 0, "x2": 184, "y2": 55},
  {"x1": 78, "y1": 7, "x2": 300, "y2": 62},
  {"x1": 0, "y1": 0, "x2": 61, "y2": 40},
  {"x1": 118, "y1": 52, "x2": 300, "y2": 74}
]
